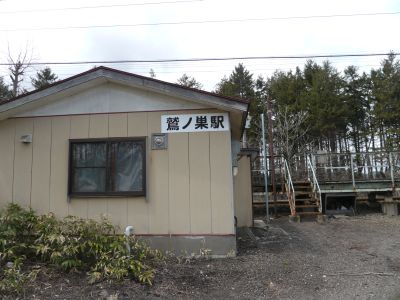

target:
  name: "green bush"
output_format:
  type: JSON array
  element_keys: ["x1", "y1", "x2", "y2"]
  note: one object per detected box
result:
[
  {"x1": 0, "y1": 204, "x2": 37, "y2": 262},
  {"x1": 0, "y1": 204, "x2": 162, "y2": 295},
  {"x1": 0, "y1": 258, "x2": 38, "y2": 294}
]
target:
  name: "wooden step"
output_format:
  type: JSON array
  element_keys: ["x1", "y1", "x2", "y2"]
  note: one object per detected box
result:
[
  {"x1": 295, "y1": 191, "x2": 311, "y2": 196},
  {"x1": 357, "y1": 200, "x2": 369, "y2": 204},
  {"x1": 294, "y1": 186, "x2": 312, "y2": 191},
  {"x1": 293, "y1": 181, "x2": 310, "y2": 185},
  {"x1": 295, "y1": 204, "x2": 319, "y2": 208},
  {"x1": 296, "y1": 211, "x2": 322, "y2": 216},
  {"x1": 252, "y1": 202, "x2": 290, "y2": 207},
  {"x1": 295, "y1": 196, "x2": 313, "y2": 200},
  {"x1": 356, "y1": 197, "x2": 369, "y2": 201},
  {"x1": 295, "y1": 199, "x2": 314, "y2": 203},
  {"x1": 293, "y1": 185, "x2": 311, "y2": 190},
  {"x1": 253, "y1": 199, "x2": 291, "y2": 203},
  {"x1": 253, "y1": 200, "x2": 290, "y2": 205}
]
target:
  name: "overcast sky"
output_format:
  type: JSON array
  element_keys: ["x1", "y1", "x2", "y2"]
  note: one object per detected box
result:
[{"x1": 0, "y1": 0, "x2": 399, "y2": 91}]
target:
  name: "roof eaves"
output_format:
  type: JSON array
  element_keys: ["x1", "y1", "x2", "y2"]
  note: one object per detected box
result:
[{"x1": 0, "y1": 66, "x2": 250, "y2": 108}]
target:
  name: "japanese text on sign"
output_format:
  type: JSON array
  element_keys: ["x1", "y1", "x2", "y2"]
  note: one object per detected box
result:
[{"x1": 161, "y1": 113, "x2": 230, "y2": 133}]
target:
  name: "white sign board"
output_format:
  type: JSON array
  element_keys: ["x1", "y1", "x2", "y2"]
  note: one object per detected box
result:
[{"x1": 161, "y1": 113, "x2": 230, "y2": 133}]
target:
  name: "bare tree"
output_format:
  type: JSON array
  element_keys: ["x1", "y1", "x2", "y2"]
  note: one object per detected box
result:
[
  {"x1": 274, "y1": 106, "x2": 311, "y2": 163},
  {"x1": 8, "y1": 46, "x2": 32, "y2": 97},
  {"x1": 149, "y1": 68, "x2": 156, "y2": 78}
]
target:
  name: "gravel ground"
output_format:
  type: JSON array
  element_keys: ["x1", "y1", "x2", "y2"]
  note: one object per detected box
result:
[{"x1": 11, "y1": 214, "x2": 400, "y2": 299}]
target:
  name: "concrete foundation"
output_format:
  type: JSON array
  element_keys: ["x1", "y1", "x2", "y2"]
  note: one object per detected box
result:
[
  {"x1": 381, "y1": 201, "x2": 399, "y2": 216},
  {"x1": 289, "y1": 215, "x2": 301, "y2": 223},
  {"x1": 317, "y1": 214, "x2": 328, "y2": 224},
  {"x1": 136, "y1": 235, "x2": 237, "y2": 257}
]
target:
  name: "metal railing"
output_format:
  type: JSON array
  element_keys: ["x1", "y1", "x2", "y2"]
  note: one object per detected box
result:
[
  {"x1": 283, "y1": 158, "x2": 296, "y2": 216},
  {"x1": 307, "y1": 156, "x2": 322, "y2": 213},
  {"x1": 312, "y1": 151, "x2": 400, "y2": 189},
  {"x1": 251, "y1": 155, "x2": 284, "y2": 188}
]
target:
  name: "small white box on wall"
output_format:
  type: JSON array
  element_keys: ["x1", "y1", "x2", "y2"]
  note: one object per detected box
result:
[{"x1": 20, "y1": 134, "x2": 32, "y2": 143}]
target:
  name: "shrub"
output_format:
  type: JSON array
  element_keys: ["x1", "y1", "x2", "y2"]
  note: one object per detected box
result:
[
  {"x1": 0, "y1": 204, "x2": 37, "y2": 262},
  {"x1": 0, "y1": 204, "x2": 162, "y2": 295},
  {"x1": 0, "y1": 258, "x2": 38, "y2": 294}
]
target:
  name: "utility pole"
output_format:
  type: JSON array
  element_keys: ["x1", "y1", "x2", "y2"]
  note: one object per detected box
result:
[
  {"x1": 267, "y1": 96, "x2": 277, "y2": 216},
  {"x1": 261, "y1": 113, "x2": 269, "y2": 222}
]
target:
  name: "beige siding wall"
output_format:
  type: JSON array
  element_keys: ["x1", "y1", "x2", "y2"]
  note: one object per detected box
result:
[
  {"x1": 0, "y1": 111, "x2": 235, "y2": 235},
  {"x1": 233, "y1": 156, "x2": 253, "y2": 227},
  {"x1": 0, "y1": 119, "x2": 15, "y2": 209}
]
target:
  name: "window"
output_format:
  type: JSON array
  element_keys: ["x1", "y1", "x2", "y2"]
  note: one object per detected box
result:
[{"x1": 68, "y1": 138, "x2": 146, "y2": 197}]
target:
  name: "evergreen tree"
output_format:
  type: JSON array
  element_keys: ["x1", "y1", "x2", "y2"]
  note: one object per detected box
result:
[
  {"x1": 31, "y1": 67, "x2": 58, "y2": 90},
  {"x1": 371, "y1": 53, "x2": 400, "y2": 150},
  {"x1": 268, "y1": 67, "x2": 311, "y2": 156},
  {"x1": 215, "y1": 63, "x2": 262, "y2": 144},
  {"x1": 268, "y1": 67, "x2": 305, "y2": 111},
  {"x1": 176, "y1": 74, "x2": 203, "y2": 89},
  {"x1": 215, "y1": 63, "x2": 255, "y2": 99},
  {"x1": 214, "y1": 55, "x2": 400, "y2": 154},
  {"x1": 302, "y1": 61, "x2": 347, "y2": 151},
  {"x1": 343, "y1": 66, "x2": 371, "y2": 152},
  {"x1": 0, "y1": 76, "x2": 11, "y2": 102}
]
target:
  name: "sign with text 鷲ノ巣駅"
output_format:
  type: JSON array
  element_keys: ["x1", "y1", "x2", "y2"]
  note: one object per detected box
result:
[{"x1": 161, "y1": 113, "x2": 230, "y2": 133}]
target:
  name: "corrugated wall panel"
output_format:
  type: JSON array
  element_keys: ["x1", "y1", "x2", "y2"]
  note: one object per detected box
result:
[
  {"x1": 49, "y1": 116, "x2": 70, "y2": 218},
  {"x1": 189, "y1": 132, "x2": 212, "y2": 234},
  {"x1": 1, "y1": 110, "x2": 236, "y2": 236},
  {"x1": 233, "y1": 156, "x2": 253, "y2": 227},
  {"x1": 0, "y1": 120, "x2": 15, "y2": 207},
  {"x1": 147, "y1": 112, "x2": 169, "y2": 234},
  {"x1": 168, "y1": 133, "x2": 190, "y2": 234},
  {"x1": 31, "y1": 117, "x2": 52, "y2": 214},
  {"x1": 13, "y1": 118, "x2": 33, "y2": 208},
  {"x1": 210, "y1": 131, "x2": 234, "y2": 234},
  {"x1": 127, "y1": 112, "x2": 149, "y2": 234}
]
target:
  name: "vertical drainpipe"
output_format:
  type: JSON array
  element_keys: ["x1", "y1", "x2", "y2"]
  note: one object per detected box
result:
[{"x1": 231, "y1": 139, "x2": 240, "y2": 231}]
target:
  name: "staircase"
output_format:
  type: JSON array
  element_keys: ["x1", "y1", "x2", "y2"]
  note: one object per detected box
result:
[
  {"x1": 282, "y1": 157, "x2": 322, "y2": 218},
  {"x1": 251, "y1": 156, "x2": 323, "y2": 219},
  {"x1": 292, "y1": 181, "x2": 321, "y2": 217}
]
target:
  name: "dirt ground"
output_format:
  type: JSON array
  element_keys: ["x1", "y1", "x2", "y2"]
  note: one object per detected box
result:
[{"x1": 11, "y1": 213, "x2": 400, "y2": 300}]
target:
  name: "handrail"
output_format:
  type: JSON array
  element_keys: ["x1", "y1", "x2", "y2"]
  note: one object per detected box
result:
[
  {"x1": 312, "y1": 151, "x2": 400, "y2": 155},
  {"x1": 283, "y1": 158, "x2": 296, "y2": 216},
  {"x1": 310, "y1": 151, "x2": 399, "y2": 184},
  {"x1": 307, "y1": 156, "x2": 322, "y2": 213}
]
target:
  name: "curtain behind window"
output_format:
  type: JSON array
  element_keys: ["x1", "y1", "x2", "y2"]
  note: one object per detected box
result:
[
  {"x1": 113, "y1": 141, "x2": 143, "y2": 192},
  {"x1": 72, "y1": 143, "x2": 107, "y2": 192}
]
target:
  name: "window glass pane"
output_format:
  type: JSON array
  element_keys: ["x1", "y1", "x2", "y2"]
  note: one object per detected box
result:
[
  {"x1": 73, "y1": 168, "x2": 106, "y2": 192},
  {"x1": 73, "y1": 143, "x2": 106, "y2": 167},
  {"x1": 113, "y1": 141, "x2": 143, "y2": 192}
]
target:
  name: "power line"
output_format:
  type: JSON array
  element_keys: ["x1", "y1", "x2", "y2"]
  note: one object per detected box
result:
[
  {"x1": 0, "y1": 52, "x2": 397, "y2": 66},
  {"x1": 0, "y1": 0, "x2": 203, "y2": 14},
  {"x1": 1, "y1": 11, "x2": 399, "y2": 32}
]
